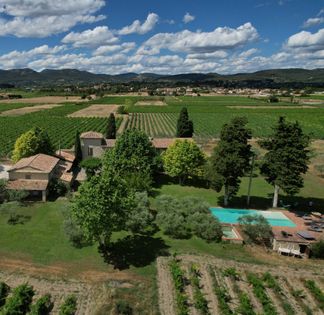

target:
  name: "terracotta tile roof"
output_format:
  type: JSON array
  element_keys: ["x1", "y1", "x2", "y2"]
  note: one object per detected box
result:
[
  {"x1": 80, "y1": 131, "x2": 103, "y2": 139},
  {"x1": 6, "y1": 179, "x2": 49, "y2": 191},
  {"x1": 55, "y1": 150, "x2": 75, "y2": 163},
  {"x1": 10, "y1": 154, "x2": 60, "y2": 173}
]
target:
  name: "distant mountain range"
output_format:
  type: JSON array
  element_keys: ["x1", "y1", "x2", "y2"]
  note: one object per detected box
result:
[{"x1": 0, "y1": 68, "x2": 324, "y2": 87}]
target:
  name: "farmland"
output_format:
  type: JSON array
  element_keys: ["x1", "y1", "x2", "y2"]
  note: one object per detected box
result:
[
  {"x1": 0, "y1": 94, "x2": 323, "y2": 157},
  {"x1": 124, "y1": 96, "x2": 324, "y2": 139},
  {"x1": 158, "y1": 255, "x2": 324, "y2": 315},
  {"x1": 0, "y1": 103, "x2": 114, "y2": 157}
]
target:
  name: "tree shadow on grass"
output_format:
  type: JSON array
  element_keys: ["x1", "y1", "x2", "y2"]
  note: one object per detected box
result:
[
  {"x1": 99, "y1": 235, "x2": 170, "y2": 270},
  {"x1": 217, "y1": 194, "x2": 324, "y2": 212}
]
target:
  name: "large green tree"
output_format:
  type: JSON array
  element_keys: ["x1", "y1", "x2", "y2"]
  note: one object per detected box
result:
[
  {"x1": 176, "y1": 107, "x2": 194, "y2": 137},
  {"x1": 72, "y1": 170, "x2": 134, "y2": 247},
  {"x1": 106, "y1": 113, "x2": 117, "y2": 139},
  {"x1": 259, "y1": 116, "x2": 310, "y2": 208},
  {"x1": 206, "y1": 117, "x2": 252, "y2": 206},
  {"x1": 104, "y1": 129, "x2": 157, "y2": 191},
  {"x1": 162, "y1": 139, "x2": 205, "y2": 184},
  {"x1": 12, "y1": 127, "x2": 54, "y2": 162}
]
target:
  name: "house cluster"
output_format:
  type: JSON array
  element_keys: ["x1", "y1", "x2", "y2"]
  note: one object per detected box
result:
[{"x1": 5, "y1": 131, "x2": 189, "y2": 201}]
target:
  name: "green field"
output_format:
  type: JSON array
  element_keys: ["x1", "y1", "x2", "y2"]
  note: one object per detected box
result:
[
  {"x1": 0, "y1": 103, "x2": 115, "y2": 157},
  {"x1": 0, "y1": 95, "x2": 323, "y2": 157},
  {"x1": 94, "y1": 95, "x2": 324, "y2": 139}
]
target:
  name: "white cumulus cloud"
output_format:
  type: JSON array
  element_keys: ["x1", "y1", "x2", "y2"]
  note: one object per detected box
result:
[
  {"x1": 62, "y1": 26, "x2": 119, "y2": 48},
  {"x1": 0, "y1": 0, "x2": 106, "y2": 37},
  {"x1": 118, "y1": 13, "x2": 159, "y2": 35},
  {"x1": 183, "y1": 12, "x2": 195, "y2": 24},
  {"x1": 138, "y1": 22, "x2": 259, "y2": 55}
]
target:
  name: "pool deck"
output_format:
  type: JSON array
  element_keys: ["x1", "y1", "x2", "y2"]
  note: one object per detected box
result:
[{"x1": 270, "y1": 210, "x2": 324, "y2": 242}]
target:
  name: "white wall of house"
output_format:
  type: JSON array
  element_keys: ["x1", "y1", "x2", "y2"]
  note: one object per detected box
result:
[{"x1": 81, "y1": 138, "x2": 105, "y2": 159}]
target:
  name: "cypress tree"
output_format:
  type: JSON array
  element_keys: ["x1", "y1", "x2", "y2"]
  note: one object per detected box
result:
[
  {"x1": 176, "y1": 107, "x2": 194, "y2": 137},
  {"x1": 106, "y1": 113, "x2": 117, "y2": 139},
  {"x1": 74, "y1": 131, "x2": 82, "y2": 164}
]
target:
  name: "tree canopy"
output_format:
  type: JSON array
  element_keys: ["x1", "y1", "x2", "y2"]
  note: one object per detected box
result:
[
  {"x1": 12, "y1": 127, "x2": 54, "y2": 162},
  {"x1": 206, "y1": 117, "x2": 252, "y2": 206},
  {"x1": 156, "y1": 195, "x2": 223, "y2": 242},
  {"x1": 106, "y1": 113, "x2": 117, "y2": 139},
  {"x1": 80, "y1": 157, "x2": 102, "y2": 179},
  {"x1": 162, "y1": 140, "x2": 205, "y2": 184},
  {"x1": 259, "y1": 116, "x2": 310, "y2": 207},
  {"x1": 103, "y1": 129, "x2": 157, "y2": 191},
  {"x1": 176, "y1": 107, "x2": 194, "y2": 137},
  {"x1": 72, "y1": 170, "x2": 134, "y2": 247},
  {"x1": 238, "y1": 214, "x2": 273, "y2": 246}
]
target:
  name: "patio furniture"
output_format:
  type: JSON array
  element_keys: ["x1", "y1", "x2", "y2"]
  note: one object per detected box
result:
[
  {"x1": 308, "y1": 226, "x2": 323, "y2": 233},
  {"x1": 297, "y1": 231, "x2": 316, "y2": 240}
]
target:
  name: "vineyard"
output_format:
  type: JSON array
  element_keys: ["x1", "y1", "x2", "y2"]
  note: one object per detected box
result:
[
  {"x1": 157, "y1": 255, "x2": 324, "y2": 315},
  {"x1": 0, "y1": 104, "x2": 117, "y2": 157},
  {"x1": 0, "y1": 270, "x2": 106, "y2": 315},
  {"x1": 126, "y1": 111, "x2": 324, "y2": 139}
]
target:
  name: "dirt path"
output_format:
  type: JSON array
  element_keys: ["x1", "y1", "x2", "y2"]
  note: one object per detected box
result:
[
  {"x1": 0, "y1": 104, "x2": 62, "y2": 116},
  {"x1": 237, "y1": 276, "x2": 264, "y2": 314},
  {"x1": 200, "y1": 265, "x2": 219, "y2": 314},
  {"x1": 278, "y1": 278, "x2": 305, "y2": 315},
  {"x1": 265, "y1": 288, "x2": 285, "y2": 315},
  {"x1": 156, "y1": 257, "x2": 176, "y2": 315},
  {"x1": 183, "y1": 264, "x2": 199, "y2": 315}
]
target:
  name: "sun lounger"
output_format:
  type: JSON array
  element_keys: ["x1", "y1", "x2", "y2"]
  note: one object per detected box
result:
[{"x1": 308, "y1": 226, "x2": 322, "y2": 233}]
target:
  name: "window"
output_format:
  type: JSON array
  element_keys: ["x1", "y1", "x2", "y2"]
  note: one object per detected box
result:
[
  {"x1": 25, "y1": 174, "x2": 31, "y2": 179},
  {"x1": 88, "y1": 147, "x2": 93, "y2": 156}
]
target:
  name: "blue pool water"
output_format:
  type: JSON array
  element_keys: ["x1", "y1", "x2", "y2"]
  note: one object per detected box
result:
[{"x1": 210, "y1": 208, "x2": 296, "y2": 227}]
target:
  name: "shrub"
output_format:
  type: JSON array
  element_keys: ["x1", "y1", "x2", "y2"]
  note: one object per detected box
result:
[
  {"x1": 30, "y1": 294, "x2": 53, "y2": 315},
  {"x1": 80, "y1": 157, "x2": 102, "y2": 179},
  {"x1": 59, "y1": 295, "x2": 77, "y2": 315},
  {"x1": 156, "y1": 195, "x2": 223, "y2": 242},
  {"x1": 238, "y1": 214, "x2": 273, "y2": 246},
  {"x1": 311, "y1": 240, "x2": 324, "y2": 259},
  {"x1": 0, "y1": 282, "x2": 10, "y2": 307},
  {"x1": 116, "y1": 300, "x2": 133, "y2": 315},
  {"x1": 48, "y1": 179, "x2": 69, "y2": 197},
  {"x1": 268, "y1": 95, "x2": 279, "y2": 103},
  {"x1": 2, "y1": 283, "x2": 34, "y2": 315}
]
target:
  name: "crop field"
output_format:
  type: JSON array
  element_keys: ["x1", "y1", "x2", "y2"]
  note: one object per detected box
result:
[
  {"x1": 157, "y1": 255, "x2": 324, "y2": 315},
  {"x1": 0, "y1": 104, "x2": 116, "y2": 157},
  {"x1": 119, "y1": 96, "x2": 324, "y2": 139}
]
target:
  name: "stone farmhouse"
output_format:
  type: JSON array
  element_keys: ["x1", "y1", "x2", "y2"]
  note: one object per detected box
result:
[
  {"x1": 6, "y1": 152, "x2": 74, "y2": 201},
  {"x1": 5, "y1": 131, "x2": 190, "y2": 200},
  {"x1": 80, "y1": 131, "x2": 191, "y2": 159}
]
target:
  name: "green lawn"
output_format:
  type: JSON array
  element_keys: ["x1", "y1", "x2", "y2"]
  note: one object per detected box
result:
[{"x1": 0, "y1": 170, "x2": 322, "y2": 272}]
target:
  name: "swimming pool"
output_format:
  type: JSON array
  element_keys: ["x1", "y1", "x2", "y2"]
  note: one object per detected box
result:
[{"x1": 210, "y1": 208, "x2": 296, "y2": 227}]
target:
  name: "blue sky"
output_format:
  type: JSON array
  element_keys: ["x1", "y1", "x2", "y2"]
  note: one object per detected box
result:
[{"x1": 0, "y1": 0, "x2": 323, "y2": 74}]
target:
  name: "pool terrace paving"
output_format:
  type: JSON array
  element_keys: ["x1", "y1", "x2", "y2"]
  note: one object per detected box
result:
[{"x1": 271, "y1": 210, "x2": 324, "y2": 243}]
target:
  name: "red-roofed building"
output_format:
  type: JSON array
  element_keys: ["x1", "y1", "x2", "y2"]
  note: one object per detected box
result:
[{"x1": 7, "y1": 153, "x2": 74, "y2": 201}]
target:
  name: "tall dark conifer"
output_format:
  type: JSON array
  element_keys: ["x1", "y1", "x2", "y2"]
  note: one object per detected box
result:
[
  {"x1": 74, "y1": 131, "x2": 82, "y2": 164},
  {"x1": 106, "y1": 113, "x2": 117, "y2": 139},
  {"x1": 176, "y1": 107, "x2": 194, "y2": 137}
]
